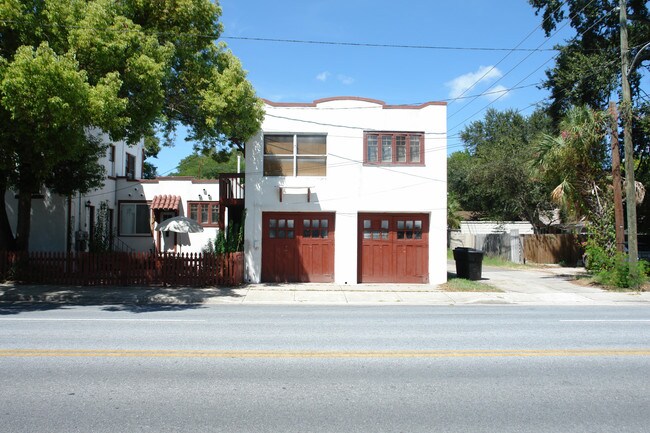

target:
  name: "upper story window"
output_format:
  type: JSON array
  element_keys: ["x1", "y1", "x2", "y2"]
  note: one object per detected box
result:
[
  {"x1": 264, "y1": 134, "x2": 327, "y2": 176},
  {"x1": 108, "y1": 145, "x2": 116, "y2": 177},
  {"x1": 188, "y1": 202, "x2": 219, "y2": 227},
  {"x1": 364, "y1": 132, "x2": 424, "y2": 166},
  {"x1": 125, "y1": 153, "x2": 136, "y2": 179}
]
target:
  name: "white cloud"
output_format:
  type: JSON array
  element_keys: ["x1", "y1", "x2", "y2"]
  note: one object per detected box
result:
[
  {"x1": 337, "y1": 74, "x2": 354, "y2": 85},
  {"x1": 316, "y1": 71, "x2": 331, "y2": 82},
  {"x1": 483, "y1": 84, "x2": 510, "y2": 102},
  {"x1": 446, "y1": 66, "x2": 503, "y2": 99}
]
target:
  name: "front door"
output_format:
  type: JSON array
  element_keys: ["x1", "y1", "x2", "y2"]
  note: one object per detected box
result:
[{"x1": 160, "y1": 211, "x2": 176, "y2": 252}]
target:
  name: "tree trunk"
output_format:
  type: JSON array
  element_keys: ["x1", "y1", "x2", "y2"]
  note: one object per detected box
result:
[
  {"x1": 0, "y1": 175, "x2": 16, "y2": 251},
  {"x1": 15, "y1": 189, "x2": 32, "y2": 252}
]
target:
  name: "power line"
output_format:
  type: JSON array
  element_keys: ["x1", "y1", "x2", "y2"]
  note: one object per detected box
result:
[
  {"x1": 0, "y1": 19, "x2": 561, "y2": 53},
  {"x1": 447, "y1": 1, "x2": 619, "y2": 130},
  {"x1": 221, "y1": 35, "x2": 559, "y2": 52},
  {"x1": 448, "y1": 0, "x2": 599, "y2": 120},
  {"x1": 446, "y1": 0, "x2": 568, "y2": 106}
]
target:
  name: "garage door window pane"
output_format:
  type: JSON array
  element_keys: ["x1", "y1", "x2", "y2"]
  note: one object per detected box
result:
[
  {"x1": 415, "y1": 220, "x2": 423, "y2": 239},
  {"x1": 279, "y1": 219, "x2": 286, "y2": 228},
  {"x1": 269, "y1": 229, "x2": 276, "y2": 238},
  {"x1": 287, "y1": 230, "x2": 294, "y2": 239},
  {"x1": 269, "y1": 219, "x2": 277, "y2": 228},
  {"x1": 363, "y1": 220, "x2": 371, "y2": 229},
  {"x1": 287, "y1": 220, "x2": 294, "y2": 228}
]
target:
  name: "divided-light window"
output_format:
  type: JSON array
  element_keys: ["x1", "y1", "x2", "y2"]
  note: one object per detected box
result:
[
  {"x1": 264, "y1": 134, "x2": 327, "y2": 176},
  {"x1": 364, "y1": 132, "x2": 424, "y2": 165},
  {"x1": 188, "y1": 202, "x2": 219, "y2": 226}
]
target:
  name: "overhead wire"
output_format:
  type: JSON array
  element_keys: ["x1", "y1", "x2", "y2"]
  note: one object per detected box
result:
[
  {"x1": 447, "y1": 0, "x2": 599, "y2": 120},
  {"x1": 446, "y1": 0, "x2": 568, "y2": 107}
]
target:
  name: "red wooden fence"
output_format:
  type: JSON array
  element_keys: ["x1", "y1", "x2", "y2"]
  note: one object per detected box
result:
[{"x1": 0, "y1": 251, "x2": 244, "y2": 287}]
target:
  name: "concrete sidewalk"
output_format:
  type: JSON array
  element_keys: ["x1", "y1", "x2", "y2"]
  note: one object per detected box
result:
[{"x1": 1, "y1": 264, "x2": 649, "y2": 306}]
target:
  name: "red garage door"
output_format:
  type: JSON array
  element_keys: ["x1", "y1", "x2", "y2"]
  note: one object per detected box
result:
[
  {"x1": 262, "y1": 212, "x2": 335, "y2": 283},
  {"x1": 358, "y1": 213, "x2": 429, "y2": 283}
]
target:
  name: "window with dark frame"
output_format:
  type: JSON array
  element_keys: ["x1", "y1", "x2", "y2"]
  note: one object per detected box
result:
[
  {"x1": 109, "y1": 145, "x2": 116, "y2": 177},
  {"x1": 125, "y1": 153, "x2": 136, "y2": 179},
  {"x1": 188, "y1": 202, "x2": 219, "y2": 226},
  {"x1": 119, "y1": 202, "x2": 150, "y2": 236},
  {"x1": 364, "y1": 132, "x2": 424, "y2": 165},
  {"x1": 264, "y1": 134, "x2": 327, "y2": 176}
]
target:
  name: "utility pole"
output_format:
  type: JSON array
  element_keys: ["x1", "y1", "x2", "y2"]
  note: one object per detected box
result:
[
  {"x1": 609, "y1": 102, "x2": 625, "y2": 253},
  {"x1": 619, "y1": 0, "x2": 639, "y2": 271}
]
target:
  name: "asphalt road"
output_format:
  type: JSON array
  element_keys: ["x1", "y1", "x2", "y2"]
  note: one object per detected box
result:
[{"x1": 1, "y1": 305, "x2": 649, "y2": 432}]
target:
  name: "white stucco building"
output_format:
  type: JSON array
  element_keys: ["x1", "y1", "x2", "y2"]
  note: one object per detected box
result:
[
  {"x1": 4, "y1": 130, "x2": 239, "y2": 254},
  {"x1": 244, "y1": 97, "x2": 447, "y2": 285}
]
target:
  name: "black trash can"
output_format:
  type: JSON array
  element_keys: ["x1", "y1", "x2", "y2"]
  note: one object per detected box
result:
[{"x1": 453, "y1": 247, "x2": 484, "y2": 280}]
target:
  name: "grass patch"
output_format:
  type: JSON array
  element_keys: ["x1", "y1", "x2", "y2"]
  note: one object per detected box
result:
[
  {"x1": 571, "y1": 274, "x2": 648, "y2": 292},
  {"x1": 442, "y1": 275, "x2": 502, "y2": 292}
]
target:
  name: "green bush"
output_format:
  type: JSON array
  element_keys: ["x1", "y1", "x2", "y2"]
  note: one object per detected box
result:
[
  {"x1": 582, "y1": 205, "x2": 647, "y2": 289},
  {"x1": 593, "y1": 253, "x2": 648, "y2": 289}
]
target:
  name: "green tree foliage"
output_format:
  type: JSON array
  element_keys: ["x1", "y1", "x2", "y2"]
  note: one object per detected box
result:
[
  {"x1": 529, "y1": 0, "x2": 650, "y2": 229},
  {"x1": 448, "y1": 108, "x2": 553, "y2": 228},
  {"x1": 173, "y1": 150, "x2": 244, "y2": 179},
  {"x1": 529, "y1": 0, "x2": 649, "y2": 120},
  {"x1": 0, "y1": 0, "x2": 264, "y2": 251},
  {"x1": 534, "y1": 106, "x2": 610, "y2": 220},
  {"x1": 447, "y1": 193, "x2": 462, "y2": 230},
  {"x1": 533, "y1": 106, "x2": 645, "y2": 286}
]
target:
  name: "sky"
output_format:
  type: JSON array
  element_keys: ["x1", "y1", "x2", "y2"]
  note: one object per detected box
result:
[{"x1": 152, "y1": 0, "x2": 577, "y2": 175}]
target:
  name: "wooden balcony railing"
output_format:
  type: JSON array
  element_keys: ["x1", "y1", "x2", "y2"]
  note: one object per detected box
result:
[{"x1": 219, "y1": 173, "x2": 244, "y2": 204}]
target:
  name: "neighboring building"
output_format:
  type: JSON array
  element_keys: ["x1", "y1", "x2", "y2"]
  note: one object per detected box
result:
[
  {"x1": 459, "y1": 221, "x2": 535, "y2": 235},
  {"x1": 243, "y1": 97, "x2": 447, "y2": 285},
  {"x1": 3, "y1": 130, "x2": 241, "y2": 254}
]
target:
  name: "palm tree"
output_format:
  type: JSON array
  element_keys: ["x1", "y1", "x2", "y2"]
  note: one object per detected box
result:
[
  {"x1": 533, "y1": 106, "x2": 610, "y2": 221},
  {"x1": 447, "y1": 193, "x2": 462, "y2": 230}
]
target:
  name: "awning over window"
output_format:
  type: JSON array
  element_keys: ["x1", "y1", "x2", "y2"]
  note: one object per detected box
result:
[{"x1": 151, "y1": 194, "x2": 181, "y2": 211}]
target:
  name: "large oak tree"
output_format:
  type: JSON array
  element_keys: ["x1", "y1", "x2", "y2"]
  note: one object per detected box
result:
[{"x1": 0, "y1": 0, "x2": 264, "y2": 251}]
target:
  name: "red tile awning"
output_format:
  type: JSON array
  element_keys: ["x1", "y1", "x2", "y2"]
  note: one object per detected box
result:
[{"x1": 151, "y1": 194, "x2": 181, "y2": 211}]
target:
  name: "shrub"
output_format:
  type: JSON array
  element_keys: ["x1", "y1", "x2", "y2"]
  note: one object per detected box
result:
[{"x1": 593, "y1": 253, "x2": 648, "y2": 289}]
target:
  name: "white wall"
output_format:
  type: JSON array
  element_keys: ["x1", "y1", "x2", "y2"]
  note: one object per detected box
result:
[
  {"x1": 3, "y1": 130, "x2": 145, "y2": 252},
  {"x1": 3, "y1": 189, "x2": 68, "y2": 252},
  {"x1": 115, "y1": 177, "x2": 221, "y2": 253},
  {"x1": 245, "y1": 97, "x2": 447, "y2": 284},
  {"x1": 460, "y1": 221, "x2": 535, "y2": 235}
]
